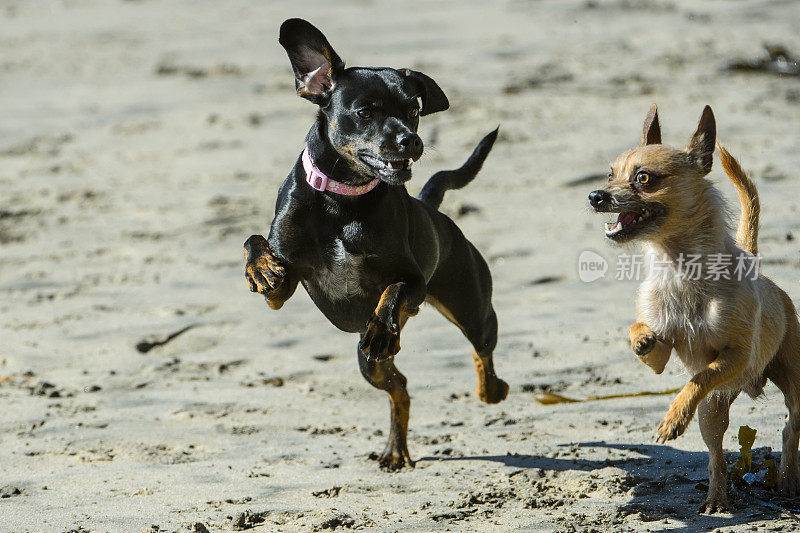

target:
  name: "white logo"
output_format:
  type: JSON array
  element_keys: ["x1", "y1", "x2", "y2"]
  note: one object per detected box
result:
[{"x1": 578, "y1": 250, "x2": 608, "y2": 283}]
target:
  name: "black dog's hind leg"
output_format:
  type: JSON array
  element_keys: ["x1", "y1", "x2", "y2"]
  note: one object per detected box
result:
[
  {"x1": 429, "y1": 296, "x2": 508, "y2": 404},
  {"x1": 358, "y1": 348, "x2": 413, "y2": 470},
  {"x1": 470, "y1": 309, "x2": 508, "y2": 404},
  {"x1": 427, "y1": 241, "x2": 508, "y2": 404}
]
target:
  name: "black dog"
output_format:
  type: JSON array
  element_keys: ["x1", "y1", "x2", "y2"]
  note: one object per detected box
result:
[{"x1": 244, "y1": 18, "x2": 507, "y2": 469}]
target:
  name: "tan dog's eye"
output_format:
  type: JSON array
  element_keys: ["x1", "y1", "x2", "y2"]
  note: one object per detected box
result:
[
  {"x1": 636, "y1": 171, "x2": 651, "y2": 185},
  {"x1": 607, "y1": 169, "x2": 613, "y2": 181},
  {"x1": 357, "y1": 109, "x2": 372, "y2": 119}
]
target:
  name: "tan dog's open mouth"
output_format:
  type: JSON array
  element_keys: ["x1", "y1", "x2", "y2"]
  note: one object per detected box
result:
[{"x1": 604, "y1": 206, "x2": 663, "y2": 241}]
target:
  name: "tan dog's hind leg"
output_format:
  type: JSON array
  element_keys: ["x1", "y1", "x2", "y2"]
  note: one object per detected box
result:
[
  {"x1": 657, "y1": 345, "x2": 748, "y2": 443},
  {"x1": 768, "y1": 318, "x2": 800, "y2": 497},
  {"x1": 629, "y1": 322, "x2": 672, "y2": 374},
  {"x1": 698, "y1": 393, "x2": 735, "y2": 513},
  {"x1": 778, "y1": 383, "x2": 800, "y2": 497}
]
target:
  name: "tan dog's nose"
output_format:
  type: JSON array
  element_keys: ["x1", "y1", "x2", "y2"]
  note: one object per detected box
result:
[{"x1": 589, "y1": 189, "x2": 611, "y2": 209}]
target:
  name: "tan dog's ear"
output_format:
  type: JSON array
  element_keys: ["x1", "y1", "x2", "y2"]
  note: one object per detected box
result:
[
  {"x1": 641, "y1": 104, "x2": 661, "y2": 145},
  {"x1": 686, "y1": 105, "x2": 716, "y2": 174}
]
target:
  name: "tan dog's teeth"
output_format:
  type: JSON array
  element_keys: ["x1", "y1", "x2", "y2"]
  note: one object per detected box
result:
[{"x1": 605, "y1": 221, "x2": 621, "y2": 235}]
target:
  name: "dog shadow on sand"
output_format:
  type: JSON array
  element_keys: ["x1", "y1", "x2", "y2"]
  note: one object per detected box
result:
[{"x1": 422, "y1": 442, "x2": 798, "y2": 531}]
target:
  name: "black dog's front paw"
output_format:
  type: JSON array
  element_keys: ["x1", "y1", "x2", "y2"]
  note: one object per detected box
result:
[
  {"x1": 244, "y1": 235, "x2": 286, "y2": 295},
  {"x1": 359, "y1": 315, "x2": 400, "y2": 362},
  {"x1": 374, "y1": 441, "x2": 414, "y2": 471}
]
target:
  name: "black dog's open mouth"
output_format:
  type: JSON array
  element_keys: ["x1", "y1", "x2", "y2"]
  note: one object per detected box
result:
[
  {"x1": 358, "y1": 153, "x2": 413, "y2": 182},
  {"x1": 604, "y1": 206, "x2": 664, "y2": 241}
]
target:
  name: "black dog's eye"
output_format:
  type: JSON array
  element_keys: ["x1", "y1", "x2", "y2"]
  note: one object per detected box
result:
[
  {"x1": 636, "y1": 171, "x2": 651, "y2": 185},
  {"x1": 408, "y1": 107, "x2": 419, "y2": 118},
  {"x1": 357, "y1": 109, "x2": 372, "y2": 119}
]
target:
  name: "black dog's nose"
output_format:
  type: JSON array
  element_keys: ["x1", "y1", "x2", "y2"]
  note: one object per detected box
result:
[
  {"x1": 589, "y1": 190, "x2": 611, "y2": 209},
  {"x1": 397, "y1": 132, "x2": 423, "y2": 159}
]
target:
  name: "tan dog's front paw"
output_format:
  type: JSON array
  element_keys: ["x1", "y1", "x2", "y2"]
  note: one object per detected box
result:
[
  {"x1": 633, "y1": 333, "x2": 657, "y2": 356},
  {"x1": 657, "y1": 405, "x2": 692, "y2": 443},
  {"x1": 359, "y1": 315, "x2": 400, "y2": 362},
  {"x1": 629, "y1": 322, "x2": 671, "y2": 374},
  {"x1": 629, "y1": 322, "x2": 654, "y2": 353}
]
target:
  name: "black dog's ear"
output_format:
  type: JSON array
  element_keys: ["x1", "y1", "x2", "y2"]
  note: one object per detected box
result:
[
  {"x1": 685, "y1": 105, "x2": 716, "y2": 174},
  {"x1": 279, "y1": 18, "x2": 345, "y2": 103},
  {"x1": 400, "y1": 69, "x2": 449, "y2": 116},
  {"x1": 641, "y1": 104, "x2": 661, "y2": 145}
]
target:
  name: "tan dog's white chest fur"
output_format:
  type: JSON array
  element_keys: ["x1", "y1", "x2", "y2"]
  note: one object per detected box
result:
[
  {"x1": 636, "y1": 245, "x2": 784, "y2": 396},
  {"x1": 638, "y1": 254, "x2": 726, "y2": 352}
]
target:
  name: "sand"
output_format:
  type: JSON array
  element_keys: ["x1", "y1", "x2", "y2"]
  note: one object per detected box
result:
[{"x1": 2, "y1": 0, "x2": 800, "y2": 531}]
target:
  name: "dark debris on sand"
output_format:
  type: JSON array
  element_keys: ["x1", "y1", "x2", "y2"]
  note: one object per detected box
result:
[{"x1": 724, "y1": 45, "x2": 800, "y2": 77}]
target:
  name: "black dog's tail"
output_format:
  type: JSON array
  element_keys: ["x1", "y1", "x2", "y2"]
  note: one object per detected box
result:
[{"x1": 418, "y1": 128, "x2": 499, "y2": 210}]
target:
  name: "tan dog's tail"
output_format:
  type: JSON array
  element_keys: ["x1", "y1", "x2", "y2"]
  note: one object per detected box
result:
[{"x1": 717, "y1": 143, "x2": 760, "y2": 254}]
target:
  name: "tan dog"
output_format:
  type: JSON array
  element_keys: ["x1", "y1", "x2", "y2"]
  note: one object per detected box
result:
[{"x1": 589, "y1": 104, "x2": 800, "y2": 513}]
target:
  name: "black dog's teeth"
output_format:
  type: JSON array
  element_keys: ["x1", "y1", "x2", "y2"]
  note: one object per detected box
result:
[
  {"x1": 387, "y1": 160, "x2": 411, "y2": 170},
  {"x1": 360, "y1": 155, "x2": 412, "y2": 173}
]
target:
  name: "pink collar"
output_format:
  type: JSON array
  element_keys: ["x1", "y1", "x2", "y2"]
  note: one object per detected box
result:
[{"x1": 302, "y1": 147, "x2": 380, "y2": 196}]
